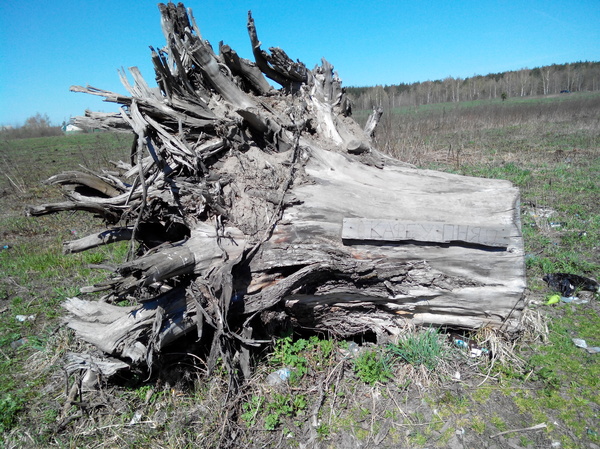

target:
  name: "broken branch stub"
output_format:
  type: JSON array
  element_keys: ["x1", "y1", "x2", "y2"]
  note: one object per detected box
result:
[{"x1": 30, "y1": 3, "x2": 526, "y2": 378}]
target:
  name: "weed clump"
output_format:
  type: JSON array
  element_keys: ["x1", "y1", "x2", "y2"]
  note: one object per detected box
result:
[
  {"x1": 353, "y1": 349, "x2": 394, "y2": 385},
  {"x1": 0, "y1": 393, "x2": 24, "y2": 433},
  {"x1": 388, "y1": 328, "x2": 446, "y2": 371}
]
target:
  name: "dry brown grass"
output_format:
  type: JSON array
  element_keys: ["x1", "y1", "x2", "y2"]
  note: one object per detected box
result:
[{"x1": 363, "y1": 92, "x2": 600, "y2": 166}]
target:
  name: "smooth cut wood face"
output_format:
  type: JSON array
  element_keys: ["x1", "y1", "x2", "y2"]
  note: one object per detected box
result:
[{"x1": 342, "y1": 218, "x2": 510, "y2": 248}]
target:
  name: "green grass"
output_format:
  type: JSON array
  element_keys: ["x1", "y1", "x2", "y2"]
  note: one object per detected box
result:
[
  {"x1": 470, "y1": 416, "x2": 486, "y2": 434},
  {"x1": 458, "y1": 162, "x2": 532, "y2": 186},
  {"x1": 387, "y1": 328, "x2": 447, "y2": 371},
  {"x1": 0, "y1": 241, "x2": 129, "y2": 437},
  {"x1": 0, "y1": 394, "x2": 25, "y2": 433},
  {"x1": 0, "y1": 132, "x2": 131, "y2": 194},
  {"x1": 517, "y1": 305, "x2": 600, "y2": 440},
  {"x1": 0, "y1": 160, "x2": 129, "y2": 440},
  {"x1": 490, "y1": 415, "x2": 508, "y2": 432}
]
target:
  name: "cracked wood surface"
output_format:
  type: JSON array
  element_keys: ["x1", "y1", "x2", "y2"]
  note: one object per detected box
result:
[{"x1": 28, "y1": 2, "x2": 526, "y2": 376}]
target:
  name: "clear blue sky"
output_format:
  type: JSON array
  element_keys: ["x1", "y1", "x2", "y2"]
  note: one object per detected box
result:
[{"x1": 1, "y1": 0, "x2": 598, "y2": 127}]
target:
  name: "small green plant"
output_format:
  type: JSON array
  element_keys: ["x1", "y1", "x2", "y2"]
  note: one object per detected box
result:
[
  {"x1": 316, "y1": 422, "x2": 330, "y2": 438},
  {"x1": 0, "y1": 332, "x2": 21, "y2": 348},
  {"x1": 271, "y1": 335, "x2": 309, "y2": 380},
  {"x1": 438, "y1": 390, "x2": 469, "y2": 414},
  {"x1": 384, "y1": 409, "x2": 398, "y2": 420},
  {"x1": 270, "y1": 334, "x2": 337, "y2": 381},
  {"x1": 309, "y1": 335, "x2": 334, "y2": 365},
  {"x1": 53, "y1": 286, "x2": 80, "y2": 299},
  {"x1": 293, "y1": 394, "x2": 307, "y2": 411},
  {"x1": 490, "y1": 415, "x2": 507, "y2": 431},
  {"x1": 42, "y1": 408, "x2": 59, "y2": 425},
  {"x1": 241, "y1": 391, "x2": 311, "y2": 431},
  {"x1": 134, "y1": 384, "x2": 157, "y2": 403},
  {"x1": 0, "y1": 393, "x2": 25, "y2": 433},
  {"x1": 264, "y1": 393, "x2": 306, "y2": 430},
  {"x1": 533, "y1": 367, "x2": 560, "y2": 395},
  {"x1": 353, "y1": 349, "x2": 393, "y2": 385},
  {"x1": 470, "y1": 416, "x2": 486, "y2": 434},
  {"x1": 241, "y1": 395, "x2": 264, "y2": 427},
  {"x1": 520, "y1": 435, "x2": 534, "y2": 447},
  {"x1": 409, "y1": 432, "x2": 428, "y2": 445},
  {"x1": 264, "y1": 413, "x2": 280, "y2": 431},
  {"x1": 388, "y1": 328, "x2": 446, "y2": 371}
]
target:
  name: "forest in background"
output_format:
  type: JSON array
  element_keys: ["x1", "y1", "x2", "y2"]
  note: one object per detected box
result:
[{"x1": 347, "y1": 61, "x2": 600, "y2": 110}]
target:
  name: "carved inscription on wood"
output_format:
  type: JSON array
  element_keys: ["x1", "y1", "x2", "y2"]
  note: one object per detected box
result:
[{"x1": 342, "y1": 218, "x2": 510, "y2": 248}]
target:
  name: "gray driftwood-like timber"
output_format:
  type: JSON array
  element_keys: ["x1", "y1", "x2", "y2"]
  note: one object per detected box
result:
[
  {"x1": 28, "y1": 3, "x2": 525, "y2": 376},
  {"x1": 341, "y1": 219, "x2": 510, "y2": 248}
]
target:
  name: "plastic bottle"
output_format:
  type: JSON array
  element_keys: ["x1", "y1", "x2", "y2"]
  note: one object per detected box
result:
[
  {"x1": 266, "y1": 368, "x2": 291, "y2": 385},
  {"x1": 454, "y1": 339, "x2": 468, "y2": 349},
  {"x1": 347, "y1": 342, "x2": 360, "y2": 358}
]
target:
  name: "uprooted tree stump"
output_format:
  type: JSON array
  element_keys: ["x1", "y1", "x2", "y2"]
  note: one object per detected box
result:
[{"x1": 29, "y1": 3, "x2": 525, "y2": 379}]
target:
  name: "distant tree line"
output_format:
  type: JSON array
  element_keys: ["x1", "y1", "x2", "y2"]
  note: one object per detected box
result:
[
  {"x1": 1, "y1": 113, "x2": 63, "y2": 139},
  {"x1": 347, "y1": 61, "x2": 600, "y2": 110}
]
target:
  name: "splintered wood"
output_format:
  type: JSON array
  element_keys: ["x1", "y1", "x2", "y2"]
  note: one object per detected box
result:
[{"x1": 28, "y1": 2, "x2": 526, "y2": 377}]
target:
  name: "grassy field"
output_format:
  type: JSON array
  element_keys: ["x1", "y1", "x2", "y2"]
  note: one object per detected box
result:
[{"x1": 1, "y1": 93, "x2": 599, "y2": 448}]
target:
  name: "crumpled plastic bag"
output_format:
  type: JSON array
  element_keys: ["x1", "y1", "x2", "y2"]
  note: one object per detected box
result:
[{"x1": 543, "y1": 273, "x2": 599, "y2": 296}]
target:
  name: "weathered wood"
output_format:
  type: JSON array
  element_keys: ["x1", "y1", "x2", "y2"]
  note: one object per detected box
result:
[
  {"x1": 45, "y1": 171, "x2": 123, "y2": 197},
  {"x1": 63, "y1": 292, "x2": 195, "y2": 363},
  {"x1": 30, "y1": 3, "x2": 527, "y2": 377},
  {"x1": 27, "y1": 201, "x2": 120, "y2": 223},
  {"x1": 63, "y1": 227, "x2": 133, "y2": 254},
  {"x1": 74, "y1": 110, "x2": 130, "y2": 131},
  {"x1": 242, "y1": 144, "x2": 525, "y2": 333},
  {"x1": 342, "y1": 218, "x2": 510, "y2": 248},
  {"x1": 346, "y1": 140, "x2": 371, "y2": 155},
  {"x1": 70, "y1": 85, "x2": 218, "y2": 130},
  {"x1": 188, "y1": 41, "x2": 256, "y2": 112},
  {"x1": 65, "y1": 352, "x2": 130, "y2": 378},
  {"x1": 364, "y1": 106, "x2": 384, "y2": 137},
  {"x1": 219, "y1": 43, "x2": 274, "y2": 96},
  {"x1": 247, "y1": 11, "x2": 306, "y2": 91}
]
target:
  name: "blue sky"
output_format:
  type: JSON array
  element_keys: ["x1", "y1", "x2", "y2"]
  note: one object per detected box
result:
[{"x1": 1, "y1": 0, "x2": 598, "y2": 127}]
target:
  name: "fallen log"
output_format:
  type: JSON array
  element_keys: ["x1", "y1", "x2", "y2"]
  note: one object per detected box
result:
[{"x1": 29, "y1": 3, "x2": 526, "y2": 378}]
